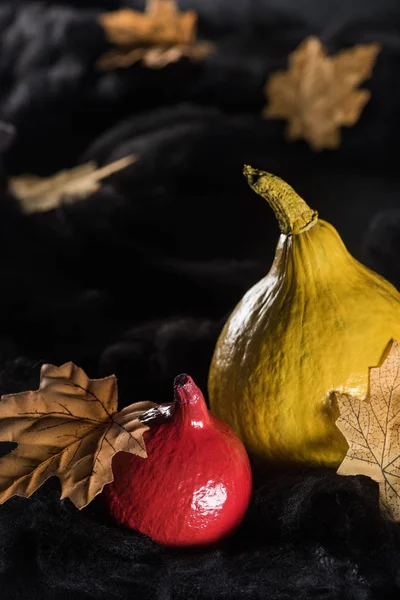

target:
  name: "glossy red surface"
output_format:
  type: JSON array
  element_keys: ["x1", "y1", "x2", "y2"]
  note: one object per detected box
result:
[{"x1": 103, "y1": 374, "x2": 252, "y2": 547}]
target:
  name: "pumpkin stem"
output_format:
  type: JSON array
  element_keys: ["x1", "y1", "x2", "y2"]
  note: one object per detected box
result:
[
  {"x1": 173, "y1": 374, "x2": 210, "y2": 427},
  {"x1": 243, "y1": 165, "x2": 318, "y2": 235}
]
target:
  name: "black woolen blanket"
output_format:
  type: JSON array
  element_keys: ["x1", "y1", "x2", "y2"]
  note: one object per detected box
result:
[{"x1": 1, "y1": 1, "x2": 400, "y2": 598}]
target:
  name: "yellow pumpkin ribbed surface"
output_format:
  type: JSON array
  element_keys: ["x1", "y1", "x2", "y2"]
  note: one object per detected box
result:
[{"x1": 208, "y1": 166, "x2": 400, "y2": 467}]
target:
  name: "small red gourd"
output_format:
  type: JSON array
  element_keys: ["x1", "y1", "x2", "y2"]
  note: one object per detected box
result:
[{"x1": 103, "y1": 374, "x2": 252, "y2": 547}]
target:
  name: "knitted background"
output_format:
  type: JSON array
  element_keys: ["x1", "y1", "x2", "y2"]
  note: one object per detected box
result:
[{"x1": 0, "y1": 1, "x2": 400, "y2": 598}]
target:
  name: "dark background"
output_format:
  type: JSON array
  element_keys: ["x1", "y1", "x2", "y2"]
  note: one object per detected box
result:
[{"x1": 0, "y1": 1, "x2": 400, "y2": 598}]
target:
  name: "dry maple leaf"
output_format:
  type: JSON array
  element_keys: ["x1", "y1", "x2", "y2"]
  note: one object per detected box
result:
[
  {"x1": 0, "y1": 362, "x2": 156, "y2": 509},
  {"x1": 97, "y1": 0, "x2": 214, "y2": 70},
  {"x1": 9, "y1": 154, "x2": 137, "y2": 214},
  {"x1": 264, "y1": 36, "x2": 381, "y2": 150},
  {"x1": 100, "y1": 0, "x2": 197, "y2": 47},
  {"x1": 335, "y1": 340, "x2": 400, "y2": 520}
]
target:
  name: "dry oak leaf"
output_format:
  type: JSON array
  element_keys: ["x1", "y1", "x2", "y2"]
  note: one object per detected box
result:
[
  {"x1": 97, "y1": 0, "x2": 214, "y2": 70},
  {"x1": 264, "y1": 36, "x2": 381, "y2": 150},
  {"x1": 0, "y1": 362, "x2": 156, "y2": 509},
  {"x1": 9, "y1": 155, "x2": 137, "y2": 214},
  {"x1": 336, "y1": 340, "x2": 400, "y2": 520}
]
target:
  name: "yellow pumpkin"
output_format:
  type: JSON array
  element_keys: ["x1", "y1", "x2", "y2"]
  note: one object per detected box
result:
[{"x1": 208, "y1": 166, "x2": 400, "y2": 466}]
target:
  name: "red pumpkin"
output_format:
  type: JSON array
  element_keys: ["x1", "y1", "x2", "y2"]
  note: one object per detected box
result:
[{"x1": 103, "y1": 374, "x2": 252, "y2": 547}]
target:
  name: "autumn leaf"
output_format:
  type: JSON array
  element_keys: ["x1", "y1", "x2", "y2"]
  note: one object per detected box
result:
[
  {"x1": 100, "y1": 1, "x2": 197, "y2": 47},
  {"x1": 9, "y1": 155, "x2": 137, "y2": 214},
  {"x1": 264, "y1": 36, "x2": 381, "y2": 150},
  {"x1": 97, "y1": 0, "x2": 214, "y2": 70},
  {"x1": 335, "y1": 340, "x2": 400, "y2": 520},
  {"x1": 0, "y1": 363, "x2": 156, "y2": 509}
]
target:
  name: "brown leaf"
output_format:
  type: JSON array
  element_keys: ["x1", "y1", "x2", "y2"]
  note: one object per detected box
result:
[
  {"x1": 9, "y1": 155, "x2": 137, "y2": 214},
  {"x1": 264, "y1": 36, "x2": 381, "y2": 150},
  {"x1": 0, "y1": 363, "x2": 156, "y2": 509},
  {"x1": 335, "y1": 340, "x2": 400, "y2": 520},
  {"x1": 97, "y1": 0, "x2": 214, "y2": 70},
  {"x1": 100, "y1": 1, "x2": 197, "y2": 47}
]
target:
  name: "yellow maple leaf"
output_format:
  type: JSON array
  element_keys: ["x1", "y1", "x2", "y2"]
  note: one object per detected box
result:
[
  {"x1": 264, "y1": 36, "x2": 381, "y2": 150},
  {"x1": 9, "y1": 155, "x2": 136, "y2": 214},
  {"x1": 97, "y1": 0, "x2": 214, "y2": 70},
  {"x1": 100, "y1": 0, "x2": 197, "y2": 47},
  {"x1": 0, "y1": 363, "x2": 156, "y2": 509},
  {"x1": 335, "y1": 340, "x2": 400, "y2": 520}
]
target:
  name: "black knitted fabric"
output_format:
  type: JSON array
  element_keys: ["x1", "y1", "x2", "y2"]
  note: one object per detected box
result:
[{"x1": 1, "y1": 2, "x2": 400, "y2": 598}]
